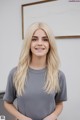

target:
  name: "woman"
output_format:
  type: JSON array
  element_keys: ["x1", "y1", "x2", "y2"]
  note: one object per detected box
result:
[{"x1": 3, "y1": 22, "x2": 67, "y2": 120}]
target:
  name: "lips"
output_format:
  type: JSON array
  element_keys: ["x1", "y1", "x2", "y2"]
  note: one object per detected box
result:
[
  {"x1": 35, "y1": 48, "x2": 45, "y2": 50},
  {"x1": 35, "y1": 48, "x2": 45, "y2": 53}
]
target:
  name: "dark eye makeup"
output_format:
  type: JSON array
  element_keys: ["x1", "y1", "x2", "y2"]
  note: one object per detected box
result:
[
  {"x1": 42, "y1": 37, "x2": 48, "y2": 41},
  {"x1": 32, "y1": 36, "x2": 48, "y2": 41},
  {"x1": 32, "y1": 36, "x2": 38, "y2": 41}
]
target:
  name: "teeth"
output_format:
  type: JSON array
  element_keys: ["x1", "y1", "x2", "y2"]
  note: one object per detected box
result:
[
  {"x1": 35, "y1": 48, "x2": 45, "y2": 50},
  {"x1": 35, "y1": 48, "x2": 45, "y2": 49}
]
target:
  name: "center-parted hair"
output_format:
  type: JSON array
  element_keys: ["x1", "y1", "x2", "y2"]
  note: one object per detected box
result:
[{"x1": 13, "y1": 22, "x2": 60, "y2": 96}]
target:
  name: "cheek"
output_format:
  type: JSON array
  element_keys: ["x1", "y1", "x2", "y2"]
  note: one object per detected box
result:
[
  {"x1": 47, "y1": 43, "x2": 50, "y2": 50},
  {"x1": 46, "y1": 44, "x2": 50, "y2": 53},
  {"x1": 30, "y1": 43, "x2": 33, "y2": 52},
  {"x1": 30, "y1": 42, "x2": 34, "y2": 49},
  {"x1": 30, "y1": 43, "x2": 36, "y2": 53}
]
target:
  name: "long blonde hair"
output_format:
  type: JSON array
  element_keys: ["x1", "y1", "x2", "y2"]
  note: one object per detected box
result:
[{"x1": 13, "y1": 22, "x2": 60, "y2": 96}]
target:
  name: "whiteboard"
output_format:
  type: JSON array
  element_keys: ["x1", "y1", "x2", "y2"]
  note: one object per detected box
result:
[{"x1": 21, "y1": 0, "x2": 80, "y2": 39}]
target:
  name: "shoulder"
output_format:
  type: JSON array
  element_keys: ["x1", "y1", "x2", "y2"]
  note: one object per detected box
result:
[
  {"x1": 58, "y1": 70, "x2": 66, "y2": 84},
  {"x1": 6, "y1": 66, "x2": 17, "y2": 86},
  {"x1": 7, "y1": 66, "x2": 17, "y2": 82},
  {"x1": 9, "y1": 66, "x2": 17, "y2": 76},
  {"x1": 58, "y1": 70, "x2": 66, "y2": 78}
]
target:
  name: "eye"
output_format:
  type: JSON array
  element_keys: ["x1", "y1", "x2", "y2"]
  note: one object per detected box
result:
[
  {"x1": 32, "y1": 36, "x2": 38, "y2": 41},
  {"x1": 32, "y1": 38, "x2": 37, "y2": 41},
  {"x1": 43, "y1": 38, "x2": 48, "y2": 41}
]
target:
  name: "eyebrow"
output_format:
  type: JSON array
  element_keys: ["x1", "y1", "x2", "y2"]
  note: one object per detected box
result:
[
  {"x1": 32, "y1": 36, "x2": 48, "y2": 38},
  {"x1": 42, "y1": 36, "x2": 48, "y2": 39},
  {"x1": 32, "y1": 36, "x2": 38, "y2": 38}
]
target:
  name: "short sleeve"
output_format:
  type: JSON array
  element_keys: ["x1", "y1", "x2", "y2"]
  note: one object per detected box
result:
[
  {"x1": 3, "y1": 67, "x2": 17, "y2": 103},
  {"x1": 55, "y1": 70, "x2": 67, "y2": 103}
]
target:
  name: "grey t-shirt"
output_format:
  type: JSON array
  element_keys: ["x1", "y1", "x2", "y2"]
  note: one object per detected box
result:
[{"x1": 3, "y1": 67, "x2": 67, "y2": 120}]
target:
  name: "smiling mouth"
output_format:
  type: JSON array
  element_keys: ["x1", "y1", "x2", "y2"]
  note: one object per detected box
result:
[{"x1": 35, "y1": 48, "x2": 45, "y2": 50}]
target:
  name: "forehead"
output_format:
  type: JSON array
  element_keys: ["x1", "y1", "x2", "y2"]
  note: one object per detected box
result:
[{"x1": 33, "y1": 29, "x2": 47, "y2": 36}]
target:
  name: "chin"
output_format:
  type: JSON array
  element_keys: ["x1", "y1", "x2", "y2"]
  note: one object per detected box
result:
[{"x1": 35, "y1": 54, "x2": 46, "y2": 57}]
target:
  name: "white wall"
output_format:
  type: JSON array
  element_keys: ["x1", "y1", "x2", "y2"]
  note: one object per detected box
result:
[
  {"x1": 0, "y1": 0, "x2": 80, "y2": 120},
  {"x1": 56, "y1": 39, "x2": 80, "y2": 120}
]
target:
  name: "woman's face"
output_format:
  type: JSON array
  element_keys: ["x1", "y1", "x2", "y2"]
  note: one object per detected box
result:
[{"x1": 30, "y1": 29, "x2": 50, "y2": 58}]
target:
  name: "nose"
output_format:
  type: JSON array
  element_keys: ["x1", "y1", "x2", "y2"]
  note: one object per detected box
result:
[{"x1": 37, "y1": 39, "x2": 42, "y2": 45}]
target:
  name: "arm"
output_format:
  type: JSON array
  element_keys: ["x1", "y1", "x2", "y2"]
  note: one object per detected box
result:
[
  {"x1": 4, "y1": 101, "x2": 32, "y2": 120},
  {"x1": 43, "y1": 102, "x2": 63, "y2": 120}
]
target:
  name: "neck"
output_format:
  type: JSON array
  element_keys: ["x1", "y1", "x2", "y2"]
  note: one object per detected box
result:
[{"x1": 30, "y1": 56, "x2": 47, "y2": 69}]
